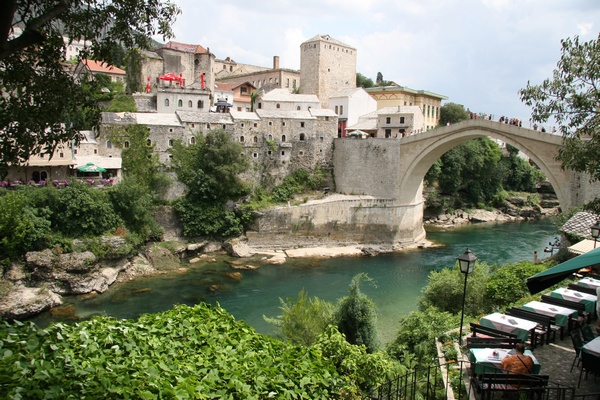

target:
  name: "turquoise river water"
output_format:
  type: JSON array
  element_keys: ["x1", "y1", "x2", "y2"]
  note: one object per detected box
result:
[{"x1": 30, "y1": 219, "x2": 559, "y2": 343}]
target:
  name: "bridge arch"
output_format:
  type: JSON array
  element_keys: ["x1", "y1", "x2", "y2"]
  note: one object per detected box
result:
[{"x1": 396, "y1": 119, "x2": 568, "y2": 210}]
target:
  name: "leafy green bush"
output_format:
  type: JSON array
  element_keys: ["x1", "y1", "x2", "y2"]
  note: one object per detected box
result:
[
  {"x1": 0, "y1": 304, "x2": 363, "y2": 399},
  {"x1": 174, "y1": 198, "x2": 244, "y2": 238},
  {"x1": 485, "y1": 260, "x2": 549, "y2": 308},
  {"x1": 336, "y1": 273, "x2": 379, "y2": 353}
]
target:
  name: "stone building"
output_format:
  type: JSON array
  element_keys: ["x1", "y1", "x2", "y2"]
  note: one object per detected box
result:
[
  {"x1": 346, "y1": 106, "x2": 425, "y2": 138},
  {"x1": 365, "y1": 85, "x2": 447, "y2": 130},
  {"x1": 216, "y1": 56, "x2": 300, "y2": 92},
  {"x1": 300, "y1": 35, "x2": 357, "y2": 109},
  {"x1": 256, "y1": 88, "x2": 320, "y2": 112},
  {"x1": 329, "y1": 87, "x2": 377, "y2": 137}
]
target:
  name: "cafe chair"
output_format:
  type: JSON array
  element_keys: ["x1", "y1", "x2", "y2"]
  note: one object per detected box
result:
[
  {"x1": 579, "y1": 350, "x2": 600, "y2": 387},
  {"x1": 570, "y1": 331, "x2": 584, "y2": 372},
  {"x1": 581, "y1": 325, "x2": 597, "y2": 343}
]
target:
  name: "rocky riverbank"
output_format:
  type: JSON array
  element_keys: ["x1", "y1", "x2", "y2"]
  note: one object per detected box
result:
[{"x1": 0, "y1": 193, "x2": 559, "y2": 321}]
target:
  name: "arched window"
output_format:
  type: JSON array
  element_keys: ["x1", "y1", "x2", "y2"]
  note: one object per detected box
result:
[
  {"x1": 106, "y1": 140, "x2": 112, "y2": 149},
  {"x1": 124, "y1": 140, "x2": 130, "y2": 148},
  {"x1": 197, "y1": 100, "x2": 204, "y2": 108},
  {"x1": 169, "y1": 139, "x2": 174, "y2": 147},
  {"x1": 276, "y1": 103, "x2": 281, "y2": 109},
  {"x1": 297, "y1": 106, "x2": 301, "y2": 110},
  {"x1": 178, "y1": 99, "x2": 183, "y2": 107},
  {"x1": 164, "y1": 99, "x2": 169, "y2": 107},
  {"x1": 299, "y1": 133, "x2": 305, "y2": 141},
  {"x1": 281, "y1": 134, "x2": 286, "y2": 142},
  {"x1": 268, "y1": 134, "x2": 273, "y2": 141},
  {"x1": 190, "y1": 137, "x2": 196, "y2": 145},
  {"x1": 40, "y1": 171, "x2": 48, "y2": 181},
  {"x1": 188, "y1": 100, "x2": 192, "y2": 107},
  {"x1": 240, "y1": 136, "x2": 245, "y2": 142},
  {"x1": 253, "y1": 136, "x2": 257, "y2": 143}
]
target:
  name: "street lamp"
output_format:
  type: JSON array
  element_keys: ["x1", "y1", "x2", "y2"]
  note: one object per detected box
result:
[
  {"x1": 591, "y1": 220, "x2": 600, "y2": 249},
  {"x1": 457, "y1": 248, "x2": 478, "y2": 345}
]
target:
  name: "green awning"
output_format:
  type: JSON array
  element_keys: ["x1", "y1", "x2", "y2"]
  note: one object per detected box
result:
[
  {"x1": 77, "y1": 162, "x2": 106, "y2": 173},
  {"x1": 526, "y1": 246, "x2": 600, "y2": 294}
]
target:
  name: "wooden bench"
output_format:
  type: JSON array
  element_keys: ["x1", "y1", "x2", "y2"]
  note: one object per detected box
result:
[
  {"x1": 466, "y1": 337, "x2": 522, "y2": 349},
  {"x1": 473, "y1": 373, "x2": 549, "y2": 400},
  {"x1": 541, "y1": 294, "x2": 590, "y2": 326},
  {"x1": 568, "y1": 282, "x2": 597, "y2": 296},
  {"x1": 470, "y1": 322, "x2": 519, "y2": 340},
  {"x1": 507, "y1": 307, "x2": 561, "y2": 344}
]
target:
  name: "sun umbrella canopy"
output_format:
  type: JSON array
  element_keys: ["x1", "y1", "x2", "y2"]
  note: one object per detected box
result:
[
  {"x1": 526, "y1": 246, "x2": 600, "y2": 294},
  {"x1": 77, "y1": 162, "x2": 106, "y2": 173}
]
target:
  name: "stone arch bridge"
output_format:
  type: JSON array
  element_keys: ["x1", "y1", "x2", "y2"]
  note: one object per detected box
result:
[{"x1": 330, "y1": 119, "x2": 598, "y2": 246}]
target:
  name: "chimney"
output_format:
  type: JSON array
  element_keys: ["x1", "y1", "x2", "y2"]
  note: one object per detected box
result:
[{"x1": 273, "y1": 56, "x2": 280, "y2": 70}]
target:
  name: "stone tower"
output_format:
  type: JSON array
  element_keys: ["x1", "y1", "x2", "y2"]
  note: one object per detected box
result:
[{"x1": 300, "y1": 34, "x2": 357, "y2": 108}]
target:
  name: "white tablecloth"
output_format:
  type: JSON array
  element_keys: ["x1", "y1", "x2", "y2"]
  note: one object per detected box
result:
[
  {"x1": 578, "y1": 277, "x2": 600, "y2": 289},
  {"x1": 480, "y1": 312, "x2": 538, "y2": 342},
  {"x1": 583, "y1": 336, "x2": 600, "y2": 357},
  {"x1": 522, "y1": 301, "x2": 578, "y2": 328}
]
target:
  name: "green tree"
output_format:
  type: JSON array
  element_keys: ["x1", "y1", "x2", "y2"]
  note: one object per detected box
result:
[
  {"x1": 419, "y1": 261, "x2": 491, "y2": 316},
  {"x1": 519, "y1": 33, "x2": 600, "y2": 181},
  {"x1": 439, "y1": 102, "x2": 470, "y2": 126},
  {"x1": 170, "y1": 129, "x2": 249, "y2": 238},
  {"x1": 106, "y1": 94, "x2": 137, "y2": 112},
  {"x1": 425, "y1": 137, "x2": 506, "y2": 208},
  {"x1": 336, "y1": 273, "x2": 379, "y2": 353},
  {"x1": 485, "y1": 261, "x2": 548, "y2": 308},
  {"x1": 263, "y1": 289, "x2": 336, "y2": 347},
  {"x1": 500, "y1": 145, "x2": 545, "y2": 192},
  {"x1": 110, "y1": 125, "x2": 169, "y2": 195},
  {"x1": 356, "y1": 72, "x2": 374, "y2": 88},
  {"x1": 0, "y1": 190, "x2": 51, "y2": 260},
  {"x1": 0, "y1": 0, "x2": 180, "y2": 176}
]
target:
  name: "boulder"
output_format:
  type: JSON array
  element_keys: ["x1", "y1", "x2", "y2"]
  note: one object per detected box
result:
[
  {"x1": 362, "y1": 247, "x2": 381, "y2": 256},
  {"x1": 187, "y1": 241, "x2": 208, "y2": 252},
  {"x1": 0, "y1": 284, "x2": 63, "y2": 319},
  {"x1": 468, "y1": 210, "x2": 499, "y2": 223},
  {"x1": 222, "y1": 238, "x2": 254, "y2": 258}
]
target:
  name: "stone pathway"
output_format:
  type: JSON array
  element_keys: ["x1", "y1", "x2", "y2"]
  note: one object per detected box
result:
[{"x1": 531, "y1": 328, "x2": 600, "y2": 395}]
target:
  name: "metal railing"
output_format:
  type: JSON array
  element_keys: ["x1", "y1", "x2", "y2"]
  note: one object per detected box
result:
[{"x1": 363, "y1": 360, "x2": 577, "y2": 400}]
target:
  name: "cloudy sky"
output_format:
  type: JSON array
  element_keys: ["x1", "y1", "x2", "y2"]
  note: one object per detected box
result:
[{"x1": 163, "y1": 0, "x2": 599, "y2": 125}]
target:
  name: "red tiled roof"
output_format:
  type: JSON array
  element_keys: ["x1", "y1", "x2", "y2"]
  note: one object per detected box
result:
[
  {"x1": 83, "y1": 59, "x2": 125, "y2": 75},
  {"x1": 215, "y1": 82, "x2": 236, "y2": 91},
  {"x1": 161, "y1": 41, "x2": 207, "y2": 54}
]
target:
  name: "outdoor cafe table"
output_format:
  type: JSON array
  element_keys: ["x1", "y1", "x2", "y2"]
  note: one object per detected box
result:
[
  {"x1": 479, "y1": 313, "x2": 538, "y2": 343},
  {"x1": 550, "y1": 287, "x2": 597, "y2": 314},
  {"x1": 469, "y1": 348, "x2": 541, "y2": 375},
  {"x1": 582, "y1": 336, "x2": 600, "y2": 357},
  {"x1": 578, "y1": 277, "x2": 600, "y2": 289},
  {"x1": 521, "y1": 300, "x2": 579, "y2": 328}
]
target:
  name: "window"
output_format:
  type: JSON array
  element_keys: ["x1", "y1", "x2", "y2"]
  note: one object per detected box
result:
[
  {"x1": 253, "y1": 136, "x2": 257, "y2": 143},
  {"x1": 191, "y1": 123, "x2": 195, "y2": 128},
  {"x1": 297, "y1": 106, "x2": 301, "y2": 110},
  {"x1": 276, "y1": 103, "x2": 280, "y2": 109},
  {"x1": 385, "y1": 129, "x2": 392, "y2": 138},
  {"x1": 340, "y1": 105, "x2": 343, "y2": 115},
  {"x1": 207, "y1": 123, "x2": 211, "y2": 129},
  {"x1": 124, "y1": 141, "x2": 130, "y2": 148},
  {"x1": 190, "y1": 137, "x2": 196, "y2": 145},
  {"x1": 237, "y1": 107, "x2": 242, "y2": 111},
  {"x1": 240, "y1": 136, "x2": 245, "y2": 142},
  {"x1": 267, "y1": 150, "x2": 272, "y2": 156},
  {"x1": 281, "y1": 135, "x2": 286, "y2": 142},
  {"x1": 400, "y1": 117, "x2": 405, "y2": 124},
  {"x1": 268, "y1": 134, "x2": 273, "y2": 140},
  {"x1": 299, "y1": 151, "x2": 304, "y2": 156},
  {"x1": 178, "y1": 99, "x2": 183, "y2": 107},
  {"x1": 94, "y1": 149, "x2": 98, "y2": 154},
  {"x1": 146, "y1": 139, "x2": 152, "y2": 146},
  {"x1": 59, "y1": 152, "x2": 64, "y2": 158},
  {"x1": 258, "y1": 102, "x2": 262, "y2": 109},
  {"x1": 300, "y1": 122, "x2": 305, "y2": 128},
  {"x1": 335, "y1": 106, "x2": 339, "y2": 114},
  {"x1": 188, "y1": 100, "x2": 192, "y2": 107},
  {"x1": 169, "y1": 128, "x2": 174, "y2": 133},
  {"x1": 169, "y1": 139, "x2": 174, "y2": 146},
  {"x1": 299, "y1": 133, "x2": 305, "y2": 141},
  {"x1": 282, "y1": 121, "x2": 286, "y2": 126},
  {"x1": 286, "y1": 78, "x2": 289, "y2": 88},
  {"x1": 241, "y1": 87, "x2": 247, "y2": 93},
  {"x1": 39, "y1": 153, "x2": 44, "y2": 158},
  {"x1": 165, "y1": 99, "x2": 170, "y2": 107},
  {"x1": 74, "y1": 149, "x2": 78, "y2": 154},
  {"x1": 223, "y1": 65, "x2": 227, "y2": 70},
  {"x1": 386, "y1": 117, "x2": 391, "y2": 124},
  {"x1": 252, "y1": 152, "x2": 258, "y2": 158},
  {"x1": 222, "y1": 125, "x2": 226, "y2": 129},
  {"x1": 106, "y1": 140, "x2": 112, "y2": 149},
  {"x1": 319, "y1": 136, "x2": 324, "y2": 142},
  {"x1": 268, "y1": 121, "x2": 272, "y2": 126},
  {"x1": 197, "y1": 100, "x2": 204, "y2": 108},
  {"x1": 281, "y1": 151, "x2": 285, "y2": 156}
]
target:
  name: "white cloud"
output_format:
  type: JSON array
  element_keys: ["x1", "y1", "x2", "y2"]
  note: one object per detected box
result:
[{"x1": 163, "y1": 0, "x2": 600, "y2": 122}]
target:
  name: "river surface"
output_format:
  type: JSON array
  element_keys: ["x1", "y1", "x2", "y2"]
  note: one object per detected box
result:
[{"x1": 30, "y1": 219, "x2": 559, "y2": 343}]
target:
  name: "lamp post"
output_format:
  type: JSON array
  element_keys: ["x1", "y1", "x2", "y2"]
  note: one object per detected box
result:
[
  {"x1": 591, "y1": 220, "x2": 600, "y2": 249},
  {"x1": 457, "y1": 248, "x2": 478, "y2": 345}
]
